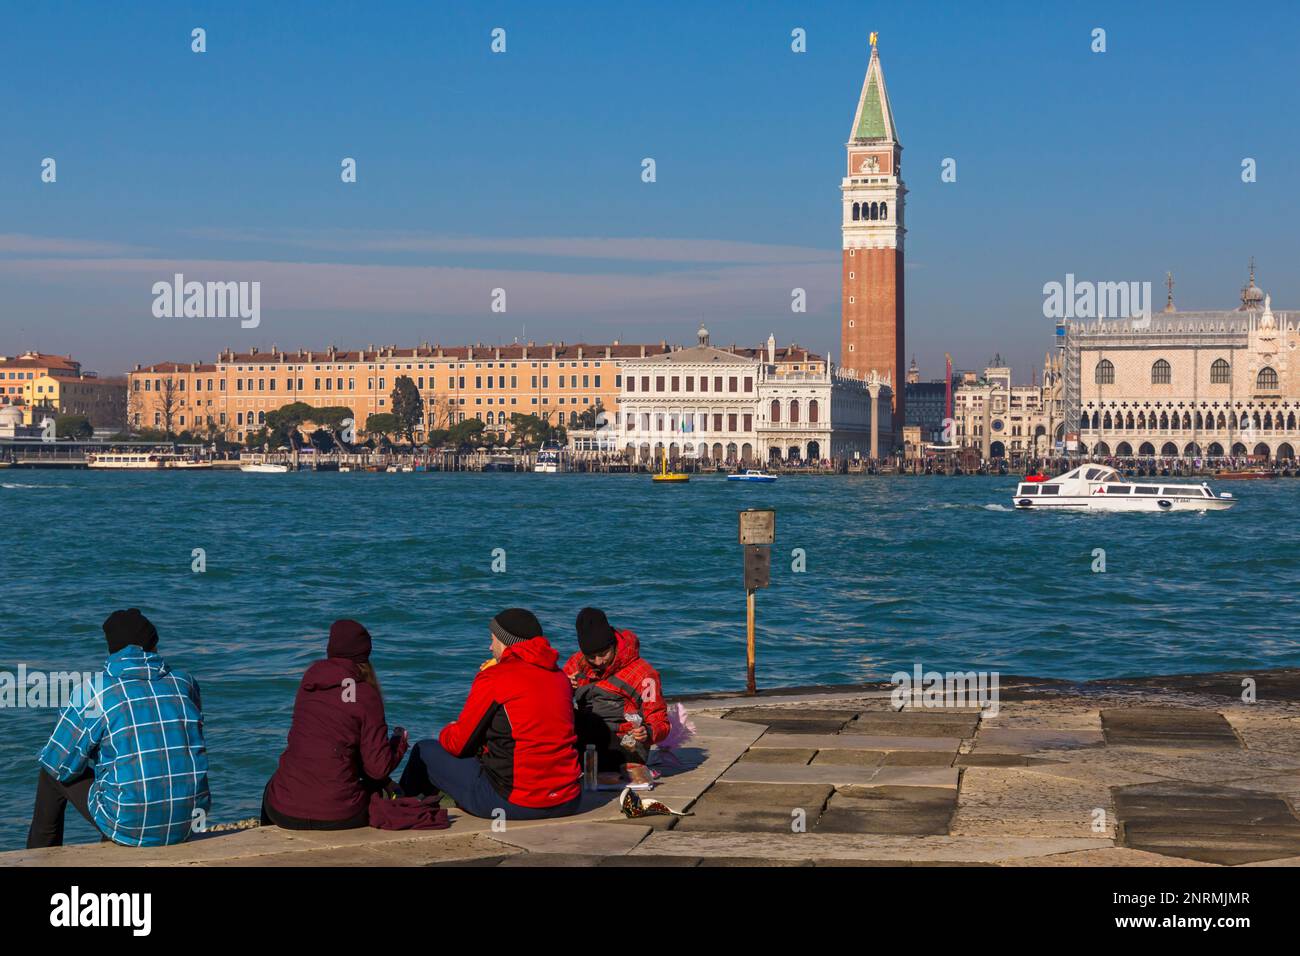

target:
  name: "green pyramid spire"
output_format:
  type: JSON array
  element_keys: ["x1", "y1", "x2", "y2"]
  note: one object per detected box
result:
[{"x1": 849, "y1": 44, "x2": 898, "y2": 144}]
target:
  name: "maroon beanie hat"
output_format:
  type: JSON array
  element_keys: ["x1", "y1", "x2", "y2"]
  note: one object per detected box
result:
[{"x1": 327, "y1": 619, "x2": 372, "y2": 662}]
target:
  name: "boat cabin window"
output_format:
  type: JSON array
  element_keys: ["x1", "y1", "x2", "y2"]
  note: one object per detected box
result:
[
  {"x1": 1136, "y1": 486, "x2": 1159, "y2": 495},
  {"x1": 1160, "y1": 488, "x2": 1185, "y2": 497},
  {"x1": 1039, "y1": 485, "x2": 1060, "y2": 495},
  {"x1": 1105, "y1": 485, "x2": 1131, "y2": 494},
  {"x1": 1085, "y1": 468, "x2": 1103, "y2": 480},
  {"x1": 1018, "y1": 485, "x2": 1039, "y2": 495}
]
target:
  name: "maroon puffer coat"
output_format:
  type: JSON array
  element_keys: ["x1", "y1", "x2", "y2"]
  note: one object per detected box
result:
[{"x1": 265, "y1": 658, "x2": 407, "y2": 822}]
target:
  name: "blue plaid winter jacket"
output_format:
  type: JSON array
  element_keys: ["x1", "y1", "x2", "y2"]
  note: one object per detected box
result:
[{"x1": 37, "y1": 646, "x2": 210, "y2": 846}]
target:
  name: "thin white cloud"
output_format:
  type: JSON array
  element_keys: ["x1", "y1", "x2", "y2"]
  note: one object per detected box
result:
[
  {"x1": 185, "y1": 229, "x2": 833, "y2": 265},
  {"x1": 0, "y1": 233, "x2": 148, "y2": 256},
  {"x1": 0, "y1": 255, "x2": 839, "y2": 316}
]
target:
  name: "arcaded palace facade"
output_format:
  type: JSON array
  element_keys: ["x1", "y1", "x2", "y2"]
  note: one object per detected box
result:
[{"x1": 1066, "y1": 269, "x2": 1300, "y2": 461}]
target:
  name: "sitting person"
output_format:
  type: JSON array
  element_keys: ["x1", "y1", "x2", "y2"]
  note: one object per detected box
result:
[
  {"x1": 564, "y1": 607, "x2": 669, "y2": 772},
  {"x1": 399, "y1": 608, "x2": 581, "y2": 820},
  {"x1": 28, "y1": 609, "x2": 210, "y2": 848},
  {"x1": 262, "y1": 619, "x2": 408, "y2": 830}
]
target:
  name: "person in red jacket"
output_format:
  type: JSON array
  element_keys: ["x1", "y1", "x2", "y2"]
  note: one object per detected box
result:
[
  {"x1": 399, "y1": 608, "x2": 581, "y2": 820},
  {"x1": 262, "y1": 620, "x2": 408, "y2": 830},
  {"x1": 564, "y1": 608, "x2": 669, "y2": 772}
]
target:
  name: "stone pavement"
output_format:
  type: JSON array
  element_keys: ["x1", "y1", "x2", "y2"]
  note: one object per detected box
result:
[{"x1": 4, "y1": 669, "x2": 1300, "y2": 867}]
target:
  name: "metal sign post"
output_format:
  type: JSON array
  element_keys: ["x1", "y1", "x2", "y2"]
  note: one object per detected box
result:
[{"x1": 738, "y1": 509, "x2": 775, "y2": 695}]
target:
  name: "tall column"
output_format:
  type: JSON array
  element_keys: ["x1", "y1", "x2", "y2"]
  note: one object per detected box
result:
[{"x1": 867, "y1": 382, "x2": 881, "y2": 459}]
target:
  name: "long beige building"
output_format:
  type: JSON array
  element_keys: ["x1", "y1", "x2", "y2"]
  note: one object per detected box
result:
[
  {"x1": 127, "y1": 342, "x2": 675, "y2": 443},
  {"x1": 1066, "y1": 272, "x2": 1300, "y2": 460}
]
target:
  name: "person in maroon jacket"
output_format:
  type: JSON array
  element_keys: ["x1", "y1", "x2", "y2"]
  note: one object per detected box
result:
[
  {"x1": 564, "y1": 607, "x2": 669, "y2": 772},
  {"x1": 262, "y1": 620, "x2": 408, "y2": 829},
  {"x1": 399, "y1": 608, "x2": 581, "y2": 820}
]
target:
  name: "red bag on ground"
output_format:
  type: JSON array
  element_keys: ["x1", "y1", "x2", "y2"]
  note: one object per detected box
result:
[{"x1": 368, "y1": 792, "x2": 450, "y2": 830}]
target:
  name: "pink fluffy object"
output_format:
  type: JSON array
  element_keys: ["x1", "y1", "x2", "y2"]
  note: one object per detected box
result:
[{"x1": 656, "y1": 703, "x2": 697, "y2": 752}]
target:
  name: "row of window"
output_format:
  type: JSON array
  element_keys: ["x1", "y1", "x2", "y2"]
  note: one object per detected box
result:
[
  {"x1": 629, "y1": 413, "x2": 755, "y2": 433},
  {"x1": 1095, "y1": 358, "x2": 1276, "y2": 388},
  {"x1": 135, "y1": 373, "x2": 609, "y2": 393},
  {"x1": 627, "y1": 375, "x2": 753, "y2": 394},
  {"x1": 1082, "y1": 409, "x2": 1300, "y2": 431}
]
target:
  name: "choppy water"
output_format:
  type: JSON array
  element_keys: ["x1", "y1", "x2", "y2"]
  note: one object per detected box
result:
[{"x1": 2, "y1": 469, "x2": 1297, "y2": 847}]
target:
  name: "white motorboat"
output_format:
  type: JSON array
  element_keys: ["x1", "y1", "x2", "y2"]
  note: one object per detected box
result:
[
  {"x1": 240, "y1": 462, "x2": 289, "y2": 474},
  {"x1": 533, "y1": 444, "x2": 565, "y2": 474},
  {"x1": 1013, "y1": 463, "x2": 1234, "y2": 512},
  {"x1": 727, "y1": 469, "x2": 777, "y2": 483}
]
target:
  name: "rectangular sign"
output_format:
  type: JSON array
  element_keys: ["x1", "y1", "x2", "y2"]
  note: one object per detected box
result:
[
  {"x1": 744, "y1": 544, "x2": 771, "y2": 590},
  {"x1": 738, "y1": 508, "x2": 775, "y2": 545}
]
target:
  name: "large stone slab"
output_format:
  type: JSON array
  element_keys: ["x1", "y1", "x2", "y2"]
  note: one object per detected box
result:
[
  {"x1": 675, "y1": 782, "x2": 834, "y2": 833},
  {"x1": 627, "y1": 830, "x2": 1113, "y2": 864},
  {"x1": 815, "y1": 785, "x2": 957, "y2": 836},
  {"x1": 1101, "y1": 708, "x2": 1242, "y2": 749},
  {"x1": 487, "y1": 821, "x2": 652, "y2": 857},
  {"x1": 1114, "y1": 781, "x2": 1300, "y2": 864},
  {"x1": 845, "y1": 712, "x2": 980, "y2": 738},
  {"x1": 720, "y1": 762, "x2": 880, "y2": 787},
  {"x1": 952, "y1": 766, "x2": 1116, "y2": 839},
  {"x1": 724, "y1": 707, "x2": 861, "y2": 723},
  {"x1": 974, "y1": 728, "x2": 1105, "y2": 754},
  {"x1": 736, "y1": 747, "x2": 817, "y2": 765},
  {"x1": 755, "y1": 733, "x2": 961, "y2": 752}
]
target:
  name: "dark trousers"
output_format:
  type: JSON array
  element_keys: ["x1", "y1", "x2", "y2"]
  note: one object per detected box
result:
[
  {"x1": 574, "y1": 709, "x2": 648, "y2": 771},
  {"x1": 259, "y1": 774, "x2": 392, "y2": 831},
  {"x1": 28, "y1": 768, "x2": 104, "y2": 849},
  {"x1": 399, "y1": 740, "x2": 581, "y2": 821}
]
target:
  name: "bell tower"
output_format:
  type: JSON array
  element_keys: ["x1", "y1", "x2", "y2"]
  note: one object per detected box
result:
[{"x1": 841, "y1": 33, "x2": 905, "y2": 437}]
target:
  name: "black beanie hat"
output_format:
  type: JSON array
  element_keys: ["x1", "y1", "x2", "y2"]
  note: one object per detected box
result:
[
  {"x1": 576, "y1": 607, "x2": 616, "y2": 656},
  {"x1": 490, "y1": 608, "x2": 543, "y2": 646},
  {"x1": 327, "y1": 619, "x2": 372, "y2": 663},
  {"x1": 103, "y1": 609, "x2": 159, "y2": 655}
]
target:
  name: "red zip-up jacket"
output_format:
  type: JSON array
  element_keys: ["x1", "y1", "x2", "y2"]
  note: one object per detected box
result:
[
  {"x1": 439, "y1": 636, "x2": 580, "y2": 808},
  {"x1": 563, "y1": 630, "x2": 669, "y2": 744}
]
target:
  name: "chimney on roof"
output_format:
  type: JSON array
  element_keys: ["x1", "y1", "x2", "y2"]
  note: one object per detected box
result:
[
  {"x1": 250, "y1": 346, "x2": 258, "y2": 355},
  {"x1": 135, "y1": 363, "x2": 141, "y2": 371},
  {"x1": 308, "y1": 351, "x2": 314, "y2": 361},
  {"x1": 577, "y1": 346, "x2": 584, "y2": 359},
  {"x1": 494, "y1": 347, "x2": 500, "y2": 359},
  {"x1": 605, "y1": 346, "x2": 611, "y2": 358},
  {"x1": 639, "y1": 345, "x2": 646, "y2": 357}
]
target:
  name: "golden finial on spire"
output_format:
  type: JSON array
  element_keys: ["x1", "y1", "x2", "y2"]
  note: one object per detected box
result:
[{"x1": 870, "y1": 31, "x2": 878, "y2": 48}]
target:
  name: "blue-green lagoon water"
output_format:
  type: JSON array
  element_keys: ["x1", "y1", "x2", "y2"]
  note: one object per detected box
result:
[{"x1": 2, "y1": 470, "x2": 1297, "y2": 848}]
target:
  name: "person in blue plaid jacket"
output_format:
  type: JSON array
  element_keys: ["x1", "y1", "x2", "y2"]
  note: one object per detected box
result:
[{"x1": 27, "y1": 609, "x2": 210, "y2": 848}]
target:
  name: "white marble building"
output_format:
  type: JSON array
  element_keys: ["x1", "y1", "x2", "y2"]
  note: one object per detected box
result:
[{"x1": 617, "y1": 327, "x2": 890, "y2": 464}]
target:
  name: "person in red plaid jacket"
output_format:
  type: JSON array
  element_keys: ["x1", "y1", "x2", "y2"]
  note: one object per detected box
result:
[{"x1": 563, "y1": 608, "x2": 669, "y2": 771}]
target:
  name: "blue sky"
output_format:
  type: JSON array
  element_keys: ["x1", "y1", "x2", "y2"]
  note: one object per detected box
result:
[{"x1": 2, "y1": 0, "x2": 1298, "y2": 381}]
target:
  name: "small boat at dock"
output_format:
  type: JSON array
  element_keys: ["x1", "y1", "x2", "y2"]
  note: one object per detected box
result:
[
  {"x1": 240, "y1": 462, "x2": 289, "y2": 474},
  {"x1": 727, "y1": 469, "x2": 777, "y2": 483}
]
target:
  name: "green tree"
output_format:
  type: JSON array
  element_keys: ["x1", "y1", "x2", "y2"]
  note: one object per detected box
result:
[
  {"x1": 390, "y1": 376, "x2": 422, "y2": 443},
  {"x1": 447, "y1": 418, "x2": 486, "y2": 450},
  {"x1": 54, "y1": 414, "x2": 93, "y2": 439},
  {"x1": 576, "y1": 400, "x2": 605, "y2": 430},
  {"x1": 365, "y1": 412, "x2": 402, "y2": 440}
]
